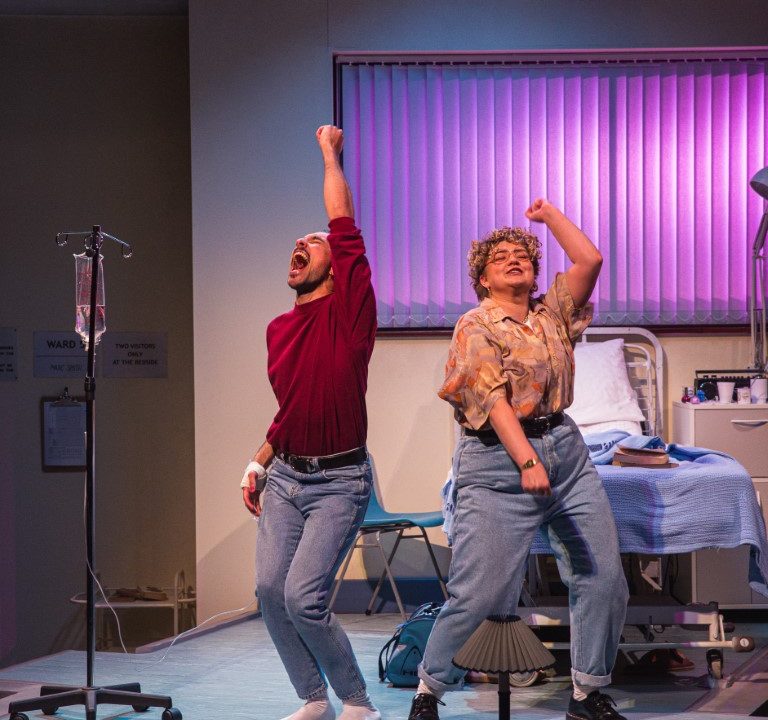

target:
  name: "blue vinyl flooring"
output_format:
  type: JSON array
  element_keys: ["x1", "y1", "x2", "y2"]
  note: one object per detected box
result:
[{"x1": 1, "y1": 614, "x2": 767, "y2": 720}]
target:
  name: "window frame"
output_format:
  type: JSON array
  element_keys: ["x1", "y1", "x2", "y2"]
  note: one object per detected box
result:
[{"x1": 333, "y1": 47, "x2": 768, "y2": 335}]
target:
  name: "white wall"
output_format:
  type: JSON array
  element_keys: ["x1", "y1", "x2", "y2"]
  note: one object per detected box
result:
[{"x1": 189, "y1": 0, "x2": 766, "y2": 620}]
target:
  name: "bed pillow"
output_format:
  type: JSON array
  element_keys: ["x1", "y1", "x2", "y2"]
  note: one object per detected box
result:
[
  {"x1": 564, "y1": 338, "x2": 646, "y2": 431},
  {"x1": 576, "y1": 419, "x2": 644, "y2": 437}
]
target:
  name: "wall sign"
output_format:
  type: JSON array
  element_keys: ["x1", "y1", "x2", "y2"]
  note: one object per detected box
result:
[
  {"x1": 33, "y1": 331, "x2": 88, "y2": 378},
  {"x1": 0, "y1": 328, "x2": 17, "y2": 380},
  {"x1": 102, "y1": 332, "x2": 168, "y2": 378}
]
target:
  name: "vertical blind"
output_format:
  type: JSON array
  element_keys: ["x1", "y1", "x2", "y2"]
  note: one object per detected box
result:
[{"x1": 338, "y1": 58, "x2": 768, "y2": 327}]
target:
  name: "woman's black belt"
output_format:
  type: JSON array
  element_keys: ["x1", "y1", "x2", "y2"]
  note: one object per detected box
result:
[
  {"x1": 464, "y1": 411, "x2": 565, "y2": 441},
  {"x1": 276, "y1": 446, "x2": 367, "y2": 474}
]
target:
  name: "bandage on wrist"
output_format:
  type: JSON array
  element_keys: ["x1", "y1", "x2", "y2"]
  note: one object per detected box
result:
[{"x1": 240, "y1": 460, "x2": 267, "y2": 488}]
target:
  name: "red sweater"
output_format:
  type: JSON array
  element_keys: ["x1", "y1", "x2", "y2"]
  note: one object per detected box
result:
[{"x1": 265, "y1": 217, "x2": 377, "y2": 457}]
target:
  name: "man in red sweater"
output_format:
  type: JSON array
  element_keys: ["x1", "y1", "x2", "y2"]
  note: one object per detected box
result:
[{"x1": 240, "y1": 125, "x2": 379, "y2": 720}]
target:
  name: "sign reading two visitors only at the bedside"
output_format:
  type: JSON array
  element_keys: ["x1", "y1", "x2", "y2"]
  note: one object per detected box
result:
[{"x1": 102, "y1": 332, "x2": 167, "y2": 378}]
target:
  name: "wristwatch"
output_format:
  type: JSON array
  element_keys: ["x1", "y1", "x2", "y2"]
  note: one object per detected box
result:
[{"x1": 520, "y1": 458, "x2": 539, "y2": 471}]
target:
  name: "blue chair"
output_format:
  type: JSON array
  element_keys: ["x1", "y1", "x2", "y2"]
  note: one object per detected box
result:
[{"x1": 329, "y1": 465, "x2": 448, "y2": 619}]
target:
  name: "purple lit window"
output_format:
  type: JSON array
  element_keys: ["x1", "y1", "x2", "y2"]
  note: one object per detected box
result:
[{"x1": 337, "y1": 55, "x2": 768, "y2": 327}]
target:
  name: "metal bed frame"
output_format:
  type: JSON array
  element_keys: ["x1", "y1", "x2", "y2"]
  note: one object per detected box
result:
[{"x1": 517, "y1": 326, "x2": 755, "y2": 684}]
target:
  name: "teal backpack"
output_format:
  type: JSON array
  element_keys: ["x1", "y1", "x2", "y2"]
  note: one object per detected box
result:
[{"x1": 378, "y1": 602, "x2": 443, "y2": 687}]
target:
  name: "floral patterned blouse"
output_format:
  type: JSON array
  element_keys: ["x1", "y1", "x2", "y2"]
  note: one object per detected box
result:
[{"x1": 438, "y1": 272, "x2": 593, "y2": 430}]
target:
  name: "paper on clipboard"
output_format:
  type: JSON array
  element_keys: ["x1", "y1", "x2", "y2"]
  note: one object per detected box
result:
[{"x1": 43, "y1": 396, "x2": 86, "y2": 469}]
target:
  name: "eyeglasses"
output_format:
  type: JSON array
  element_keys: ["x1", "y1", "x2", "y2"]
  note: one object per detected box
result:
[{"x1": 488, "y1": 249, "x2": 531, "y2": 265}]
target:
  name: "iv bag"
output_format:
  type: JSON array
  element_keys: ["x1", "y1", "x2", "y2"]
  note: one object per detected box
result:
[{"x1": 74, "y1": 252, "x2": 106, "y2": 351}]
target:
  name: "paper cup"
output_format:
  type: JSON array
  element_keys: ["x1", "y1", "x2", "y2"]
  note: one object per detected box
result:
[
  {"x1": 751, "y1": 377, "x2": 768, "y2": 404},
  {"x1": 717, "y1": 381, "x2": 735, "y2": 403},
  {"x1": 737, "y1": 386, "x2": 752, "y2": 404}
]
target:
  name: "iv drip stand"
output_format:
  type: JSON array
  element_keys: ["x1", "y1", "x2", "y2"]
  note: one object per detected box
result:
[{"x1": 9, "y1": 226, "x2": 181, "y2": 720}]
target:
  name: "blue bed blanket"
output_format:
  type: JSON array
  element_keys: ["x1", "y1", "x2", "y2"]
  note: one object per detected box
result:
[{"x1": 441, "y1": 431, "x2": 768, "y2": 597}]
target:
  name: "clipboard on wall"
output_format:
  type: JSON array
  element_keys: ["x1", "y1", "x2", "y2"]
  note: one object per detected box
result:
[{"x1": 41, "y1": 387, "x2": 86, "y2": 471}]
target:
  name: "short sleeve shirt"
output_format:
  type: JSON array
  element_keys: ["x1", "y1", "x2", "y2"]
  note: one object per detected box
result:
[{"x1": 438, "y1": 272, "x2": 593, "y2": 430}]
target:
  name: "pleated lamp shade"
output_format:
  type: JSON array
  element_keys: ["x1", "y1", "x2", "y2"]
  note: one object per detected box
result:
[
  {"x1": 751, "y1": 166, "x2": 768, "y2": 200},
  {"x1": 453, "y1": 615, "x2": 555, "y2": 674}
]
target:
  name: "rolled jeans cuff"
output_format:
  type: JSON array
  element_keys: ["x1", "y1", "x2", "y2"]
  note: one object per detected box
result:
[
  {"x1": 571, "y1": 668, "x2": 612, "y2": 688},
  {"x1": 300, "y1": 685, "x2": 329, "y2": 701},
  {"x1": 417, "y1": 664, "x2": 464, "y2": 696},
  {"x1": 338, "y1": 689, "x2": 371, "y2": 704}
]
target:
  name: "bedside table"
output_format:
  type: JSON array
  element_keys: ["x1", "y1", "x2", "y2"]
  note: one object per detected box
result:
[{"x1": 672, "y1": 400, "x2": 768, "y2": 607}]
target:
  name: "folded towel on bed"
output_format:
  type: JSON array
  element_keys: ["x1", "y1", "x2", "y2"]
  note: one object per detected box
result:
[
  {"x1": 581, "y1": 429, "x2": 665, "y2": 463},
  {"x1": 441, "y1": 434, "x2": 768, "y2": 597}
]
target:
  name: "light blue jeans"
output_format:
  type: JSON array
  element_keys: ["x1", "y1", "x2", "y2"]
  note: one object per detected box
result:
[
  {"x1": 255, "y1": 456, "x2": 372, "y2": 701},
  {"x1": 419, "y1": 416, "x2": 628, "y2": 693}
]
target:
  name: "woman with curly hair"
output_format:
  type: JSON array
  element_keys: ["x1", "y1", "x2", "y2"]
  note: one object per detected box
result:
[{"x1": 407, "y1": 199, "x2": 629, "y2": 720}]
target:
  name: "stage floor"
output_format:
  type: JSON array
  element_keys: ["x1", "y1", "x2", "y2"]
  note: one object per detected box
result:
[{"x1": 1, "y1": 614, "x2": 767, "y2": 720}]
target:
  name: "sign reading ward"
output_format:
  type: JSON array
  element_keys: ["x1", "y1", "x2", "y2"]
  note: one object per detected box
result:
[
  {"x1": 34, "y1": 331, "x2": 88, "y2": 377},
  {"x1": 102, "y1": 332, "x2": 167, "y2": 378}
]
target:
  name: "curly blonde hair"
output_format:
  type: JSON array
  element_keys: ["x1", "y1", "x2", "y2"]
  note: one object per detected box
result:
[{"x1": 468, "y1": 226, "x2": 542, "y2": 300}]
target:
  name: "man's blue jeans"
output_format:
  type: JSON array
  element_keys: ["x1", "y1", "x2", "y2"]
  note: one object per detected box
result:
[
  {"x1": 255, "y1": 456, "x2": 372, "y2": 701},
  {"x1": 419, "y1": 416, "x2": 628, "y2": 693}
]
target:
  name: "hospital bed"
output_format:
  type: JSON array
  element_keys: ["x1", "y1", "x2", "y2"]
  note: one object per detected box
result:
[{"x1": 444, "y1": 327, "x2": 768, "y2": 684}]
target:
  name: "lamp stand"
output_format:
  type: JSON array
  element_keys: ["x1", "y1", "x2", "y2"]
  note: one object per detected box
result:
[
  {"x1": 750, "y1": 211, "x2": 768, "y2": 372},
  {"x1": 498, "y1": 670, "x2": 511, "y2": 720}
]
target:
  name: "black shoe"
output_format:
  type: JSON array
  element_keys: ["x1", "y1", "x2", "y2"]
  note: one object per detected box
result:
[
  {"x1": 407, "y1": 693, "x2": 444, "y2": 720},
  {"x1": 566, "y1": 691, "x2": 627, "y2": 720}
]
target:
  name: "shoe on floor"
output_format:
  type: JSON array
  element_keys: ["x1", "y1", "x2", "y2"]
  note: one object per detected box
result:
[
  {"x1": 280, "y1": 699, "x2": 336, "y2": 720},
  {"x1": 624, "y1": 648, "x2": 695, "y2": 674},
  {"x1": 566, "y1": 691, "x2": 627, "y2": 720},
  {"x1": 407, "y1": 693, "x2": 444, "y2": 720},
  {"x1": 338, "y1": 705, "x2": 380, "y2": 720}
]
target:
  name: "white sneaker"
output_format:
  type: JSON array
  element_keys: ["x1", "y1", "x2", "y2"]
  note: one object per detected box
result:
[
  {"x1": 280, "y1": 699, "x2": 336, "y2": 720},
  {"x1": 338, "y1": 704, "x2": 381, "y2": 720}
]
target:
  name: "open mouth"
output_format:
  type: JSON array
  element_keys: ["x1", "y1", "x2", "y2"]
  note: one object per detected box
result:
[{"x1": 290, "y1": 249, "x2": 310, "y2": 275}]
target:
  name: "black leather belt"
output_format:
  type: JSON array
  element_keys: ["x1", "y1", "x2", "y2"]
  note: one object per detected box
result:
[
  {"x1": 464, "y1": 411, "x2": 565, "y2": 441},
  {"x1": 276, "y1": 446, "x2": 367, "y2": 474}
]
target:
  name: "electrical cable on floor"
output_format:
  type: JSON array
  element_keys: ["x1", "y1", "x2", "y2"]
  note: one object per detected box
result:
[
  {"x1": 82, "y1": 471, "x2": 259, "y2": 667},
  {"x1": 137, "y1": 599, "x2": 259, "y2": 668}
]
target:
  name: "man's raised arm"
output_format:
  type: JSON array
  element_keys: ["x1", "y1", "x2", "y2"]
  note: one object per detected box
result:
[
  {"x1": 315, "y1": 124, "x2": 375, "y2": 345},
  {"x1": 317, "y1": 125, "x2": 354, "y2": 221}
]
